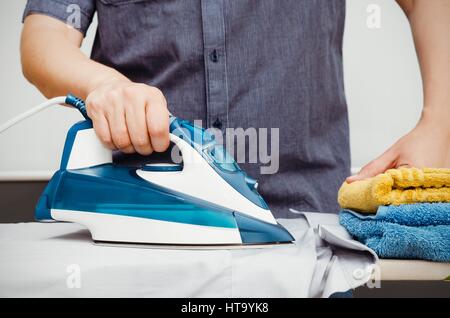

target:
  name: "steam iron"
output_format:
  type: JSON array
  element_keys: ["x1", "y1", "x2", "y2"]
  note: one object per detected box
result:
[{"x1": 32, "y1": 95, "x2": 294, "y2": 247}]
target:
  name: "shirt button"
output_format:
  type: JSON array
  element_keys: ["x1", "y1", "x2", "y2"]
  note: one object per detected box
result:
[
  {"x1": 209, "y1": 49, "x2": 219, "y2": 63},
  {"x1": 212, "y1": 118, "x2": 222, "y2": 129}
]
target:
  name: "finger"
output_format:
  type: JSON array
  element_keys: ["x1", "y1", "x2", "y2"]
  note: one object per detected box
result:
[
  {"x1": 145, "y1": 89, "x2": 170, "y2": 152},
  {"x1": 346, "y1": 150, "x2": 397, "y2": 183},
  {"x1": 106, "y1": 96, "x2": 135, "y2": 154},
  {"x1": 396, "y1": 162, "x2": 413, "y2": 168},
  {"x1": 92, "y1": 113, "x2": 115, "y2": 149},
  {"x1": 86, "y1": 97, "x2": 115, "y2": 149},
  {"x1": 125, "y1": 96, "x2": 153, "y2": 155}
]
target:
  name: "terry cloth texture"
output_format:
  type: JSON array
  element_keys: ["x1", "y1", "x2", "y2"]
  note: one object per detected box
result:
[
  {"x1": 340, "y1": 203, "x2": 450, "y2": 262},
  {"x1": 338, "y1": 168, "x2": 450, "y2": 213}
]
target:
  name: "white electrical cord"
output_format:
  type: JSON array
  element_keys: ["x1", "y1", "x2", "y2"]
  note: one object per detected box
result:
[{"x1": 0, "y1": 96, "x2": 67, "y2": 134}]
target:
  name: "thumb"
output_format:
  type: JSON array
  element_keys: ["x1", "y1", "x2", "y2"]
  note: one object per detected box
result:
[{"x1": 346, "y1": 149, "x2": 397, "y2": 183}]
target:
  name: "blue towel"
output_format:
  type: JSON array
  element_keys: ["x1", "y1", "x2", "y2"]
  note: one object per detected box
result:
[{"x1": 340, "y1": 203, "x2": 450, "y2": 262}]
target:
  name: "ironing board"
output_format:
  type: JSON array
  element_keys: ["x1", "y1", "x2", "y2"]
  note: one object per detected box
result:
[
  {"x1": 378, "y1": 260, "x2": 450, "y2": 281},
  {"x1": 0, "y1": 213, "x2": 447, "y2": 297}
]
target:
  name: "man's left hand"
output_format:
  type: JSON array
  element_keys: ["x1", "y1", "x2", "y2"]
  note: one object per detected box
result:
[{"x1": 346, "y1": 110, "x2": 450, "y2": 183}]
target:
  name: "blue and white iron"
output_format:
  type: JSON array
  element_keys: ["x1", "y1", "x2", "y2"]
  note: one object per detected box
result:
[{"x1": 2, "y1": 95, "x2": 294, "y2": 246}]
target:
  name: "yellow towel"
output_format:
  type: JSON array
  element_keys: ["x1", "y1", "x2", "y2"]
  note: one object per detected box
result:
[{"x1": 338, "y1": 167, "x2": 450, "y2": 213}]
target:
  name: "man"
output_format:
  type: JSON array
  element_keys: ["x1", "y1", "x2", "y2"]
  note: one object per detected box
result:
[{"x1": 21, "y1": 0, "x2": 449, "y2": 218}]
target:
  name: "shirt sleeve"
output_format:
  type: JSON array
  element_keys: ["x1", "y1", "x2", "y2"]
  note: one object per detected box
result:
[{"x1": 23, "y1": 0, "x2": 96, "y2": 36}]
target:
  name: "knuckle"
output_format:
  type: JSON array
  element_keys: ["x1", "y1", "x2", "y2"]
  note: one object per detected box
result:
[
  {"x1": 157, "y1": 139, "x2": 171, "y2": 152},
  {"x1": 115, "y1": 134, "x2": 131, "y2": 149},
  {"x1": 148, "y1": 86, "x2": 165, "y2": 100},
  {"x1": 135, "y1": 83, "x2": 147, "y2": 89},
  {"x1": 86, "y1": 97, "x2": 102, "y2": 113},
  {"x1": 117, "y1": 141, "x2": 131, "y2": 149},
  {"x1": 116, "y1": 125, "x2": 128, "y2": 136},
  {"x1": 138, "y1": 149, "x2": 152, "y2": 156},
  {"x1": 105, "y1": 89, "x2": 121, "y2": 102},
  {"x1": 153, "y1": 143, "x2": 169, "y2": 153},
  {"x1": 122, "y1": 85, "x2": 136, "y2": 97},
  {"x1": 121, "y1": 146, "x2": 135, "y2": 154},
  {"x1": 134, "y1": 136, "x2": 149, "y2": 148},
  {"x1": 97, "y1": 132, "x2": 111, "y2": 145},
  {"x1": 148, "y1": 125, "x2": 167, "y2": 138},
  {"x1": 135, "y1": 143, "x2": 152, "y2": 155},
  {"x1": 86, "y1": 107, "x2": 96, "y2": 118},
  {"x1": 102, "y1": 137, "x2": 113, "y2": 146}
]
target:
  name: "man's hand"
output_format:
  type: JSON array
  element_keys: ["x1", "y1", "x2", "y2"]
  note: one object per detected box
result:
[
  {"x1": 21, "y1": 15, "x2": 170, "y2": 156},
  {"x1": 347, "y1": 110, "x2": 450, "y2": 182},
  {"x1": 347, "y1": 0, "x2": 450, "y2": 183},
  {"x1": 86, "y1": 80, "x2": 170, "y2": 155}
]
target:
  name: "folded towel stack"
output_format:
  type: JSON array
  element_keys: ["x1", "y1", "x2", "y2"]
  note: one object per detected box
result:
[
  {"x1": 340, "y1": 204, "x2": 450, "y2": 262},
  {"x1": 337, "y1": 168, "x2": 450, "y2": 262}
]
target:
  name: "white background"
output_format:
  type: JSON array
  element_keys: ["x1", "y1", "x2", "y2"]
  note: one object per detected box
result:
[{"x1": 0, "y1": 0, "x2": 423, "y2": 178}]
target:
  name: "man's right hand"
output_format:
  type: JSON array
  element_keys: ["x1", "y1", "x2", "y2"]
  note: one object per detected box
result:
[
  {"x1": 21, "y1": 15, "x2": 171, "y2": 156},
  {"x1": 86, "y1": 80, "x2": 170, "y2": 155}
]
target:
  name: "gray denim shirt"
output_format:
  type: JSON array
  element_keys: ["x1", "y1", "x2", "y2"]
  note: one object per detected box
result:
[{"x1": 24, "y1": 0, "x2": 350, "y2": 217}]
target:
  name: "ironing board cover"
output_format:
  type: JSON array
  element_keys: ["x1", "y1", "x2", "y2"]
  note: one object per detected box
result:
[{"x1": 0, "y1": 212, "x2": 376, "y2": 297}]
